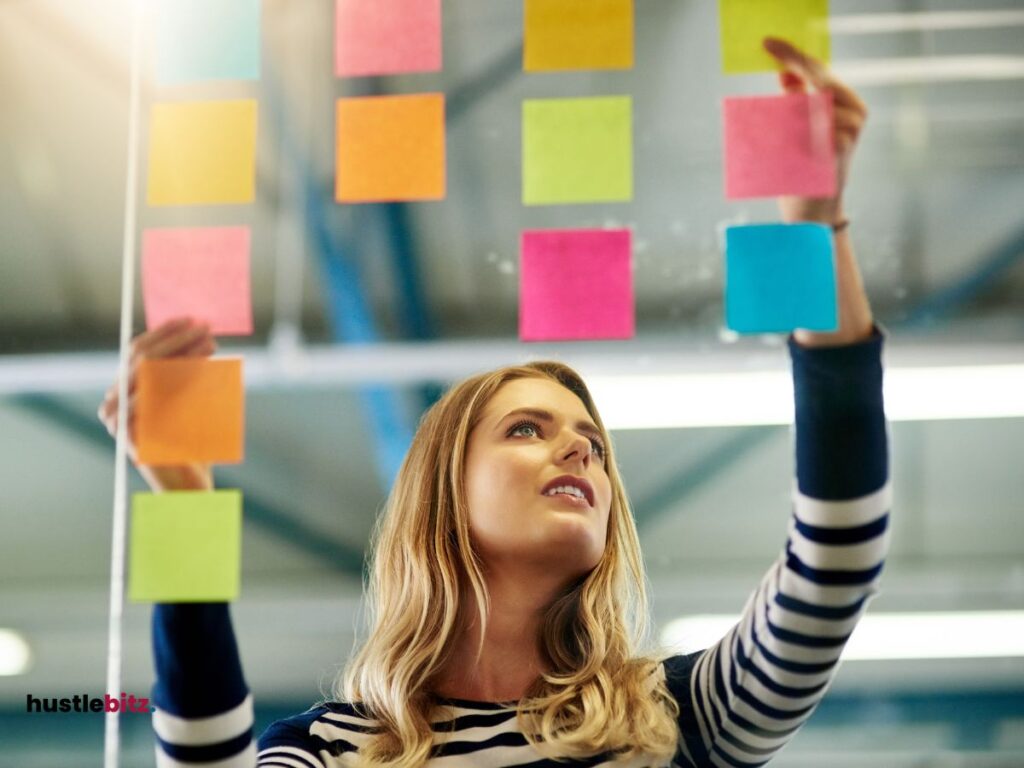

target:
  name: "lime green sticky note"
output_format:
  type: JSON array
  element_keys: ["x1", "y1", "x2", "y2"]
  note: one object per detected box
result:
[
  {"x1": 719, "y1": 0, "x2": 830, "y2": 74},
  {"x1": 523, "y1": 96, "x2": 633, "y2": 205},
  {"x1": 129, "y1": 490, "x2": 242, "y2": 603}
]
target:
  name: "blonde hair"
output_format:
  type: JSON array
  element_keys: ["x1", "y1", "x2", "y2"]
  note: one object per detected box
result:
[{"x1": 336, "y1": 361, "x2": 681, "y2": 768}]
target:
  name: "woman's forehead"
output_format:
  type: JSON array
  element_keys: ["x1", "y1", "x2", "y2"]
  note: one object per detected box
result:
[{"x1": 483, "y1": 378, "x2": 592, "y2": 422}]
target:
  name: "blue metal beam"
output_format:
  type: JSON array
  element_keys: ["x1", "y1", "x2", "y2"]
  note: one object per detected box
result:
[
  {"x1": 264, "y1": 70, "x2": 414, "y2": 490},
  {"x1": 898, "y1": 223, "x2": 1024, "y2": 329}
]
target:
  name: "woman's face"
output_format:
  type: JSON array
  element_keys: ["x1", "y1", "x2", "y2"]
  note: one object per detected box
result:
[{"x1": 463, "y1": 377, "x2": 613, "y2": 579}]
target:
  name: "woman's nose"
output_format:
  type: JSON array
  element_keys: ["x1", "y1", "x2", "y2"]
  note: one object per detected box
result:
[{"x1": 558, "y1": 433, "x2": 592, "y2": 466}]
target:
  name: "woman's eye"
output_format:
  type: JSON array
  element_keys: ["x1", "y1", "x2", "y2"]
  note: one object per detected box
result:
[
  {"x1": 590, "y1": 438, "x2": 606, "y2": 458},
  {"x1": 509, "y1": 421, "x2": 540, "y2": 438}
]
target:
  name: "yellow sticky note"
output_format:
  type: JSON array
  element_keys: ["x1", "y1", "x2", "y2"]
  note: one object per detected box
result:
[
  {"x1": 719, "y1": 0, "x2": 830, "y2": 74},
  {"x1": 147, "y1": 100, "x2": 258, "y2": 205},
  {"x1": 522, "y1": 96, "x2": 633, "y2": 205},
  {"x1": 129, "y1": 490, "x2": 242, "y2": 603},
  {"x1": 524, "y1": 0, "x2": 633, "y2": 72},
  {"x1": 136, "y1": 357, "x2": 245, "y2": 466}
]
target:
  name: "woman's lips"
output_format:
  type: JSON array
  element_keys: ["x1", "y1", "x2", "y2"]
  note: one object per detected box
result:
[{"x1": 543, "y1": 491, "x2": 590, "y2": 508}]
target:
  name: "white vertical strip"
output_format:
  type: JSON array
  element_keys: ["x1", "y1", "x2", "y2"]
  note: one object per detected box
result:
[{"x1": 105, "y1": 3, "x2": 144, "y2": 767}]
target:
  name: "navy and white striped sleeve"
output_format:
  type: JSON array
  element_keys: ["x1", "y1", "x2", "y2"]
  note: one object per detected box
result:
[
  {"x1": 679, "y1": 327, "x2": 892, "y2": 767},
  {"x1": 151, "y1": 603, "x2": 257, "y2": 767}
]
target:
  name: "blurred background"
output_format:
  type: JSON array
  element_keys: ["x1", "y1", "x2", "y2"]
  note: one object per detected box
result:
[{"x1": 1, "y1": 0, "x2": 1023, "y2": 765}]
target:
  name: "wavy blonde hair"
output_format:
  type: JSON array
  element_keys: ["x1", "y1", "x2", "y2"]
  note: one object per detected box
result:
[{"x1": 336, "y1": 361, "x2": 681, "y2": 768}]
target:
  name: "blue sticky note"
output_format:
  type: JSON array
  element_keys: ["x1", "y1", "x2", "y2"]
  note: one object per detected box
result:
[
  {"x1": 724, "y1": 223, "x2": 837, "y2": 334},
  {"x1": 153, "y1": 0, "x2": 261, "y2": 84}
]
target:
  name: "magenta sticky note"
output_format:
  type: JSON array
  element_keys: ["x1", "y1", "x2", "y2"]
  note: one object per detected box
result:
[
  {"x1": 335, "y1": 0, "x2": 442, "y2": 77},
  {"x1": 520, "y1": 229, "x2": 634, "y2": 342},
  {"x1": 142, "y1": 227, "x2": 252, "y2": 336},
  {"x1": 723, "y1": 92, "x2": 836, "y2": 199}
]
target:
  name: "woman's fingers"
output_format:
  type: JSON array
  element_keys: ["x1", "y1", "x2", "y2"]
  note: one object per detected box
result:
[
  {"x1": 135, "y1": 323, "x2": 212, "y2": 362},
  {"x1": 179, "y1": 334, "x2": 218, "y2": 358},
  {"x1": 763, "y1": 36, "x2": 868, "y2": 117},
  {"x1": 778, "y1": 70, "x2": 806, "y2": 94},
  {"x1": 130, "y1": 318, "x2": 212, "y2": 362},
  {"x1": 129, "y1": 317, "x2": 191, "y2": 358},
  {"x1": 834, "y1": 104, "x2": 866, "y2": 136},
  {"x1": 763, "y1": 37, "x2": 828, "y2": 86},
  {"x1": 98, "y1": 390, "x2": 138, "y2": 436}
]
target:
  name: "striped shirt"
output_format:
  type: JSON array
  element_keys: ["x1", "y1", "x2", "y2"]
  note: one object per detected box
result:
[{"x1": 151, "y1": 330, "x2": 891, "y2": 768}]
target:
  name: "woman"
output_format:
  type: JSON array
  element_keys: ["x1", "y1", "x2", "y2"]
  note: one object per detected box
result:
[{"x1": 99, "y1": 38, "x2": 889, "y2": 768}]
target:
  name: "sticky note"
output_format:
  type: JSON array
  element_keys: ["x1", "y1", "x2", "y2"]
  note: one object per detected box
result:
[
  {"x1": 147, "y1": 100, "x2": 258, "y2": 206},
  {"x1": 723, "y1": 92, "x2": 835, "y2": 199},
  {"x1": 142, "y1": 227, "x2": 252, "y2": 336},
  {"x1": 336, "y1": 93, "x2": 446, "y2": 203},
  {"x1": 520, "y1": 228, "x2": 634, "y2": 341},
  {"x1": 524, "y1": 0, "x2": 633, "y2": 72},
  {"x1": 719, "y1": 0, "x2": 830, "y2": 74},
  {"x1": 153, "y1": 0, "x2": 260, "y2": 84},
  {"x1": 523, "y1": 97, "x2": 632, "y2": 205},
  {"x1": 136, "y1": 358, "x2": 245, "y2": 465},
  {"x1": 335, "y1": 0, "x2": 442, "y2": 77},
  {"x1": 724, "y1": 223, "x2": 837, "y2": 334},
  {"x1": 129, "y1": 490, "x2": 242, "y2": 602}
]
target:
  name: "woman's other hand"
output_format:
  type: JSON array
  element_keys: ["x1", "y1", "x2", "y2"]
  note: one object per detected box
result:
[{"x1": 97, "y1": 317, "x2": 217, "y2": 492}]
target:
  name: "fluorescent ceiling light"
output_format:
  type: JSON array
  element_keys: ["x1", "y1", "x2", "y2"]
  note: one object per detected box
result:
[
  {"x1": 0, "y1": 629, "x2": 33, "y2": 676},
  {"x1": 588, "y1": 364, "x2": 1024, "y2": 429},
  {"x1": 834, "y1": 56, "x2": 1024, "y2": 86},
  {"x1": 831, "y1": 10, "x2": 1024, "y2": 35},
  {"x1": 662, "y1": 611, "x2": 1024, "y2": 661},
  {"x1": 1, "y1": 346, "x2": 1022, "y2": 428}
]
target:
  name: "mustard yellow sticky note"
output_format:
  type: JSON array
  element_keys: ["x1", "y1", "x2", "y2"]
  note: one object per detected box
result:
[
  {"x1": 524, "y1": 0, "x2": 633, "y2": 72},
  {"x1": 129, "y1": 490, "x2": 242, "y2": 603},
  {"x1": 719, "y1": 0, "x2": 830, "y2": 74},
  {"x1": 147, "y1": 100, "x2": 258, "y2": 205},
  {"x1": 136, "y1": 357, "x2": 245, "y2": 466},
  {"x1": 522, "y1": 96, "x2": 633, "y2": 205}
]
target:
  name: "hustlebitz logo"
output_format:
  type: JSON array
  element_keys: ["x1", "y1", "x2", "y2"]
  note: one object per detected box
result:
[{"x1": 26, "y1": 693, "x2": 150, "y2": 714}]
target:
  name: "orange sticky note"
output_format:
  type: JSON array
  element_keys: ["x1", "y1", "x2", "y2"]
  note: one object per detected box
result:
[
  {"x1": 147, "y1": 100, "x2": 258, "y2": 206},
  {"x1": 136, "y1": 358, "x2": 245, "y2": 465},
  {"x1": 524, "y1": 0, "x2": 634, "y2": 72},
  {"x1": 335, "y1": 93, "x2": 446, "y2": 203}
]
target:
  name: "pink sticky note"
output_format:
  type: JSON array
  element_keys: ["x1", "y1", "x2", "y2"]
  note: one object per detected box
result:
[
  {"x1": 142, "y1": 227, "x2": 252, "y2": 336},
  {"x1": 520, "y1": 229, "x2": 634, "y2": 342},
  {"x1": 335, "y1": 0, "x2": 442, "y2": 77},
  {"x1": 723, "y1": 92, "x2": 836, "y2": 199}
]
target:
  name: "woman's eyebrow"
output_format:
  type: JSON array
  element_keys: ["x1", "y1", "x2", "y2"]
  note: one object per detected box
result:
[{"x1": 497, "y1": 407, "x2": 602, "y2": 438}]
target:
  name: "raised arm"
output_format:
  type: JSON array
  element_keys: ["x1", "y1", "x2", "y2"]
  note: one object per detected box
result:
[
  {"x1": 665, "y1": 40, "x2": 891, "y2": 767},
  {"x1": 99, "y1": 321, "x2": 261, "y2": 766},
  {"x1": 672, "y1": 330, "x2": 890, "y2": 768}
]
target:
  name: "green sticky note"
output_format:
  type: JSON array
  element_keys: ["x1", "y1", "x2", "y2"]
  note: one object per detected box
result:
[
  {"x1": 719, "y1": 0, "x2": 830, "y2": 74},
  {"x1": 523, "y1": 96, "x2": 633, "y2": 205},
  {"x1": 129, "y1": 490, "x2": 242, "y2": 603}
]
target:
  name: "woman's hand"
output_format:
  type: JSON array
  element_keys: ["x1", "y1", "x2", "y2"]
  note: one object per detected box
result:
[
  {"x1": 762, "y1": 37, "x2": 875, "y2": 347},
  {"x1": 97, "y1": 318, "x2": 217, "y2": 492},
  {"x1": 763, "y1": 36, "x2": 868, "y2": 226}
]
